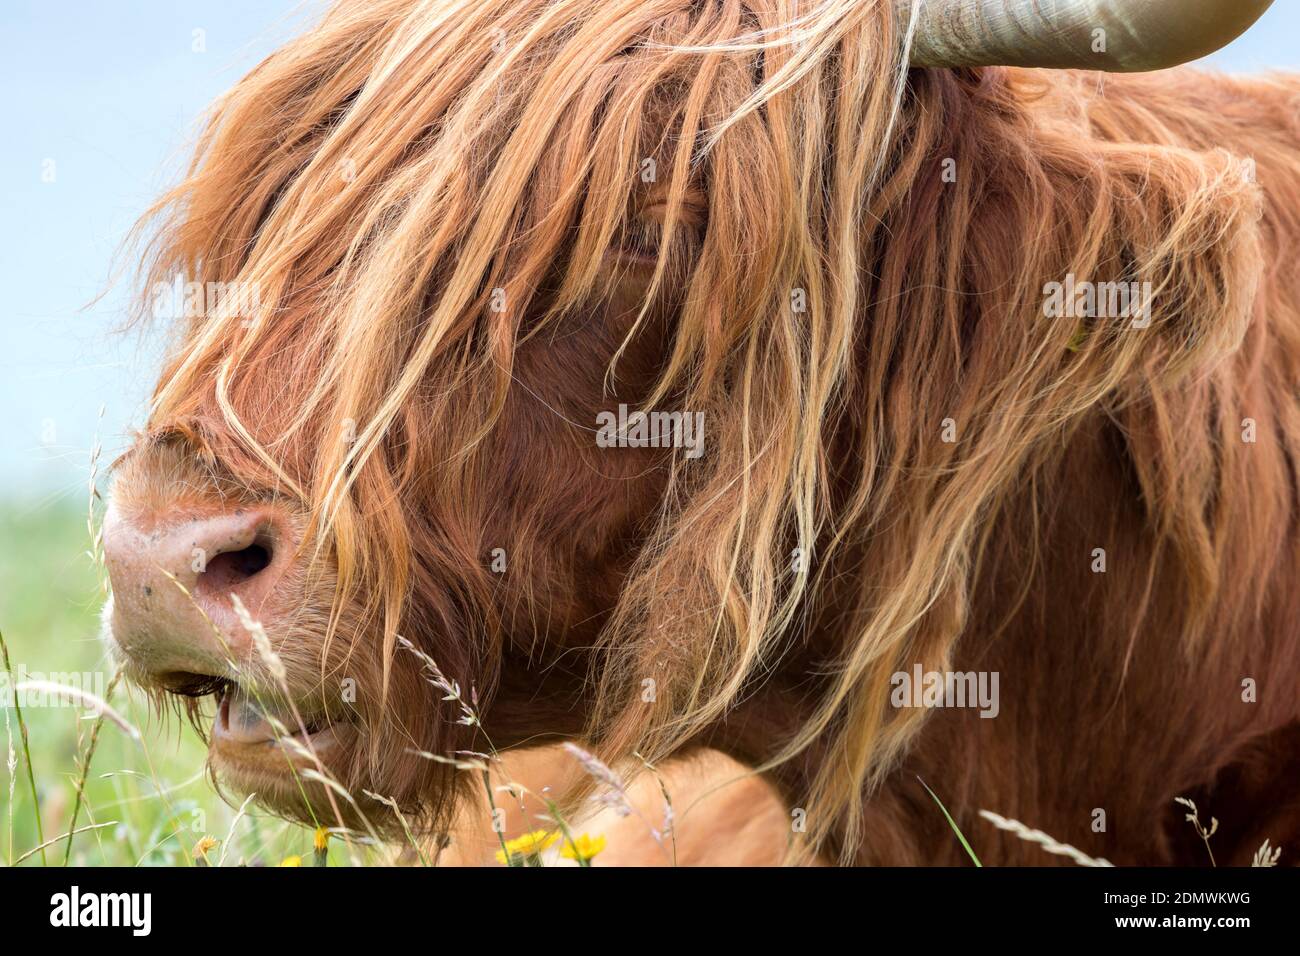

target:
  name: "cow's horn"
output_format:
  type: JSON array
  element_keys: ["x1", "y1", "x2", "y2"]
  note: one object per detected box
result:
[{"x1": 905, "y1": 0, "x2": 1275, "y2": 71}]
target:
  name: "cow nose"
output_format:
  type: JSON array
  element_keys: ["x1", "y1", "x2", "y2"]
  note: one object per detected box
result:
[{"x1": 102, "y1": 505, "x2": 293, "y2": 691}]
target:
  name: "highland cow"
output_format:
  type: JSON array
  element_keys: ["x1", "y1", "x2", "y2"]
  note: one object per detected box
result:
[{"x1": 101, "y1": 0, "x2": 1300, "y2": 865}]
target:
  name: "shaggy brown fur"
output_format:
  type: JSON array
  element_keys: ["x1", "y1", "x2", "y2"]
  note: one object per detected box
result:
[{"x1": 107, "y1": 0, "x2": 1300, "y2": 864}]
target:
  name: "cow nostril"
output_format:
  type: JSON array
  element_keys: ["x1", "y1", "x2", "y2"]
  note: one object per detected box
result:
[
  {"x1": 200, "y1": 542, "x2": 273, "y2": 593},
  {"x1": 232, "y1": 543, "x2": 272, "y2": 577}
]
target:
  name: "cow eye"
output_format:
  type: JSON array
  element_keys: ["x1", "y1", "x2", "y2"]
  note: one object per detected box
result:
[
  {"x1": 610, "y1": 189, "x2": 706, "y2": 268},
  {"x1": 639, "y1": 188, "x2": 706, "y2": 229}
]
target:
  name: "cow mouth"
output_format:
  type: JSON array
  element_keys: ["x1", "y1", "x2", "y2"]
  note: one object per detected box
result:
[{"x1": 209, "y1": 680, "x2": 351, "y2": 770}]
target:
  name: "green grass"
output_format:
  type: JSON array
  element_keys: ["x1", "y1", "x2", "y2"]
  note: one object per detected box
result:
[{"x1": 0, "y1": 498, "x2": 373, "y2": 867}]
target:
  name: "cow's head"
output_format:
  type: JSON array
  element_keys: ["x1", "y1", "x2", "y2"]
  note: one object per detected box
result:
[{"x1": 101, "y1": 0, "x2": 1269, "y2": 849}]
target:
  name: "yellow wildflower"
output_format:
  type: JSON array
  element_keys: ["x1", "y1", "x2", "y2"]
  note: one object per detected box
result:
[
  {"x1": 495, "y1": 829, "x2": 559, "y2": 864},
  {"x1": 278, "y1": 855, "x2": 302, "y2": 867},
  {"x1": 192, "y1": 836, "x2": 219, "y2": 864},
  {"x1": 560, "y1": 833, "x2": 606, "y2": 863}
]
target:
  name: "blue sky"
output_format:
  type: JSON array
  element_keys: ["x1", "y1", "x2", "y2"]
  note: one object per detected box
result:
[
  {"x1": 3, "y1": 0, "x2": 1298, "y2": 499},
  {"x1": 1, "y1": 0, "x2": 320, "y2": 501}
]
